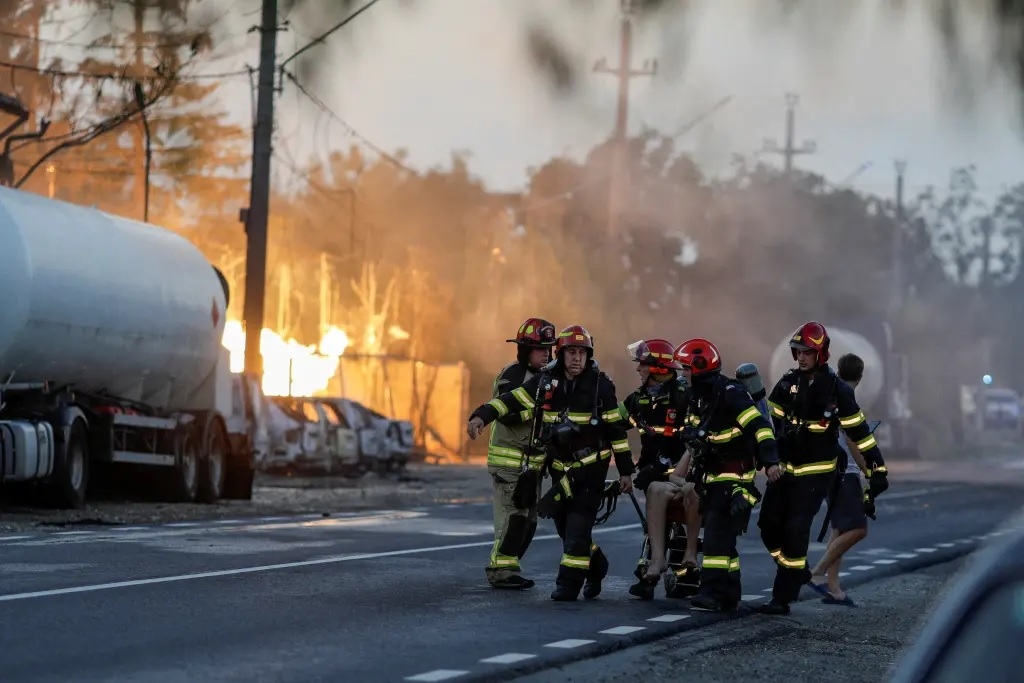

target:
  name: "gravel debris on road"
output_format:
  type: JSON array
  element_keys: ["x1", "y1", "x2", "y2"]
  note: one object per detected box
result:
[
  {"x1": 507, "y1": 558, "x2": 968, "y2": 683},
  {"x1": 0, "y1": 463, "x2": 491, "y2": 532}
]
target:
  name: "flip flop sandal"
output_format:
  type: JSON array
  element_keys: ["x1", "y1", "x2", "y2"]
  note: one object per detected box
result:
[
  {"x1": 822, "y1": 593, "x2": 857, "y2": 607},
  {"x1": 805, "y1": 582, "x2": 831, "y2": 598}
]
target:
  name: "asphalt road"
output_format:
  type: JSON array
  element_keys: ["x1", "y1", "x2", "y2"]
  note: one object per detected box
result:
[{"x1": 0, "y1": 468, "x2": 1022, "y2": 683}]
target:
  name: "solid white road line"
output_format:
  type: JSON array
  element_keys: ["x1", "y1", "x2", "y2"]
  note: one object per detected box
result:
[{"x1": 0, "y1": 523, "x2": 642, "y2": 603}]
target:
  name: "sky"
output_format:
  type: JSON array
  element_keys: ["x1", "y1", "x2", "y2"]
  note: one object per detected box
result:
[{"x1": 44, "y1": 0, "x2": 1024, "y2": 202}]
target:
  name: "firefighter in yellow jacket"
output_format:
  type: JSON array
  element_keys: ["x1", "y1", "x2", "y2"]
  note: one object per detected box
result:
[{"x1": 483, "y1": 318, "x2": 558, "y2": 589}]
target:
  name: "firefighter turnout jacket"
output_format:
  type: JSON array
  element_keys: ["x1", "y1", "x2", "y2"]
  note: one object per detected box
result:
[
  {"x1": 686, "y1": 374, "x2": 780, "y2": 488},
  {"x1": 766, "y1": 365, "x2": 886, "y2": 477},
  {"x1": 471, "y1": 362, "x2": 636, "y2": 490},
  {"x1": 618, "y1": 377, "x2": 688, "y2": 472},
  {"x1": 486, "y1": 361, "x2": 545, "y2": 472}
]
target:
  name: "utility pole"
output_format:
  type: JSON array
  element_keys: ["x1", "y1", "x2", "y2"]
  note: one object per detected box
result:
[
  {"x1": 761, "y1": 92, "x2": 816, "y2": 174},
  {"x1": 241, "y1": 0, "x2": 280, "y2": 378},
  {"x1": 593, "y1": 0, "x2": 657, "y2": 258},
  {"x1": 891, "y1": 160, "x2": 906, "y2": 312}
]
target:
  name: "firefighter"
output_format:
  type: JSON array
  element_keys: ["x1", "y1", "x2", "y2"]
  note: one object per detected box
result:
[
  {"x1": 668, "y1": 338, "x2": 782, "y2": 612},
  {"x1": 759, "y1": 321, "x2": 889, "y2": 615},
  {"x1": 467, "y1": 324, "x2": 635, "y2": 601},
  {"x1": 483, "y1": 317, "x2": 558, "y2": 590},
  {"x1": 616, "y1": 338, "x2": 698, "y2": 600}
]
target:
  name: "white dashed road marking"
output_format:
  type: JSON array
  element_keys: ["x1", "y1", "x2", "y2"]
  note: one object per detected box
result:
[
  {"x1": 544, "y1": 639, "x2": 595, "y2": 649},
  {"x1": 849, "y1": 565, "x2": 874, "y2": 571},
  {"x1": 480, "y1": 653, "x2": 536, "y2": 664},
  {"x1": 893, "y1": 553, "x2": 918, "y2": 559},
  {"x1": 872, "y1": 559, "x2": 897, "y2": 565},
  {"x1": 599, "y1": 626, "x2": 646, "y2": 635},
  {"x1": 647, "y1": 614, "x2": 690, "y2": 623},
  {"x1": 405, "y1": 670, "x2": 468, "y2": 682},
  {"x1": 742, "y1": 594, "x2": 767, "y2": 601},
  {"x1": 915, "y1": 547, "x2": 938, "y2": 553}
]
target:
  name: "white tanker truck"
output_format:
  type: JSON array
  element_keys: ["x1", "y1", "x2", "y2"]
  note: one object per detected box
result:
[
  {"x1": 0, "y1": 186, "x2": 255, "y2": 508},
  {"x1": 768, "y1": 321, "x2": 918, "y2": 458}
]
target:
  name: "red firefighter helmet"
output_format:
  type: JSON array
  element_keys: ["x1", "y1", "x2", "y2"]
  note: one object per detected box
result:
[
  {"x1": 506, "y1": 318, "x2": 557, "y2": 347},
  {"x1": 673, "y1": 338, "x2": 722, "y2": 376},
  {"x1": 556, "y1": 324, "x2": 594, "y2": 356},
  {"x1": 627, "y1": 338, "x2": 682, "y2": 375},
  {"x1": 789, "y1": 321, "x2": 830, "y2": 365}
]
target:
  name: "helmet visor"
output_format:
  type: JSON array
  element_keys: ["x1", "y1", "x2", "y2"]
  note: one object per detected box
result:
[{"x1": 627, "y1": 340, "x2": 651, "y2": 364}]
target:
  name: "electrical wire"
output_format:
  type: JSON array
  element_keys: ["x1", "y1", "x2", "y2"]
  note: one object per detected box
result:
[
  {"x1": 283, "y1": 70, "x2": 416, "y2": 175},
  {"x1": 279, "y1": 0, "x2": 385, "y2": 70},
  {"x1": 0, "y1": 58, "x2": 249, "y2": 82}
]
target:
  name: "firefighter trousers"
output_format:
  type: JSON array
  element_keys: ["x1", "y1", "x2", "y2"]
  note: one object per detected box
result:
[
  {"x1": 551, "y1": 467, "x2": 609, "y2": 590},
  {"x1": 758, "y1": 470, "x2": 834, "y2": 604},
  {"x1": 486, "y1": 465, "x2": 541, "y2": 584},
  {"x1": 698, "y1": 481, "x2": 742, "y2": 605}
]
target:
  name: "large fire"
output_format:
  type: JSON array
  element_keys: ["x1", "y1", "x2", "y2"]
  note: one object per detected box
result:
[{"x1": 221, "y1": 320, "x2": 350, "y2": 397}]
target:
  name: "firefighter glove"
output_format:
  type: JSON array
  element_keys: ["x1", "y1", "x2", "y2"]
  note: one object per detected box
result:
[
  {"x1": 536, "y1": 487, "x2": 561, "y2": 519},
  {"x1": 511, "y1": 471, "x2": 540, "y2": 510},
  {"x1": 633, "y1": 465, "x2": 663, "y2": 493},
  {"x1": 869, "y1": 470, "x2": 889, "y2": 498},
  {"x1": 729, "y1": 486, "x2": 758, "y2": 536},
  {"x1": 863, "y1": 494, "x2": 877, "y2": 521}
]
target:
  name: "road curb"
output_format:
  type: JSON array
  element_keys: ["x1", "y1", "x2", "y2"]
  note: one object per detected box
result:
[{"x1": 462, "y1": 539, "x2": 982, "y2": 683}]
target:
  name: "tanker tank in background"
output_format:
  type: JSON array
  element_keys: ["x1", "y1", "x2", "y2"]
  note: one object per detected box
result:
[
  {"x1": 768, "y1": 320, "x2": 918, "y2": 458},
  {"x1": 0, "y1": 186, "x2": 255, "y2": 508}
]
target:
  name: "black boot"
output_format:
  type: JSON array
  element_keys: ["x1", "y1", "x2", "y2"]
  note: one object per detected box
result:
[
  {"x1": 551, "y1": 583, "x2": 581, "y2": 601},
  {"x1": 690, "y1": 592, "x2": 737, "y2": 613},
  {"x1": 758, "y1": 599, "x2": 791, "y2": 615},
  {"x1": 490, "y1": 575, "x2": 535, "y2": 590},
  {"x1": 584, "y1": 548, "x2": 609, "y2": 600},
  {"x1": 628, "y1": 577, "x2": 658, "y2": 600}
]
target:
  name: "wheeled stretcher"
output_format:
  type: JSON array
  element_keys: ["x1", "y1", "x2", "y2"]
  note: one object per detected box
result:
[{"x1": 630, "y1": 493, "x2": 704, "y2": 599}]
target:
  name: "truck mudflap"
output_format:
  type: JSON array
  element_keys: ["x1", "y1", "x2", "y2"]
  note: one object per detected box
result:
[
  {"x1": 223, "y1": 455, "x2": 255, "y2": 500},
  {"x1": 221, "y1": 413, "x2": 255, "y2": 500}
]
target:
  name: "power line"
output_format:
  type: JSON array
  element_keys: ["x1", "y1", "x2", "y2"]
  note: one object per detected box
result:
[
  {"x1": 0, "y1": 58, "x2": 249, "y2": 82},
  {"x1": 283, "y1": 70, "x2": 416, "y2": 174},
  {"x1": 278, "y1": 0, "x2": 384, "y2": 70}
]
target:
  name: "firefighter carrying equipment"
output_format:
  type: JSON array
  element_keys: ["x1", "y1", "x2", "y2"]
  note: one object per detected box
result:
[
  {"x1": 469, "y1": 337, "x2": 634, "y2": 601},
  {"x1": 618, "y1": 371, "x2": 688, "y2": 486},
  {"x1": 759, "y1": 335, "x2": 888, "y2": 611},
  {"x1": 678, "y1": 347, "x2": 780, "y2": 612}
]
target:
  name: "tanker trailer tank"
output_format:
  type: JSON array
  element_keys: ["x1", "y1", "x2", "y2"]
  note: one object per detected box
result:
[{"x1": 0, "y1": 187, "x2": 253, "y2": 508}]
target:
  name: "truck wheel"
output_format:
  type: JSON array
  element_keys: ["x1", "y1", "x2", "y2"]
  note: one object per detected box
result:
[
  {"x1": 49, "y1": 420, "x2": 89, "y2": 509},
  {"x1": 169, "y1": 430, "x2": 199, "y2": 502},
  {"x1": 197, "y1": 415, "x2": 228, "y2": 503}
]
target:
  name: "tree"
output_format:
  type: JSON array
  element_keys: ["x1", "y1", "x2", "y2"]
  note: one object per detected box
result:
[{"x1": 1, "y1": 0, "x2": 246, "y2": 228}]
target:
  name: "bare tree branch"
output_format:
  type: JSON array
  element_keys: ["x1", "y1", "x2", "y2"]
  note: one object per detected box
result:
[{"x1": 13, "y1": 60, "x2": 189, "y2": 189}]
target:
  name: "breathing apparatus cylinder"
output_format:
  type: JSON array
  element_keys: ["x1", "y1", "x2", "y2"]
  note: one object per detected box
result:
[{"x1": 735, "y1": 362, "x2": 766, "y2": 401}]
